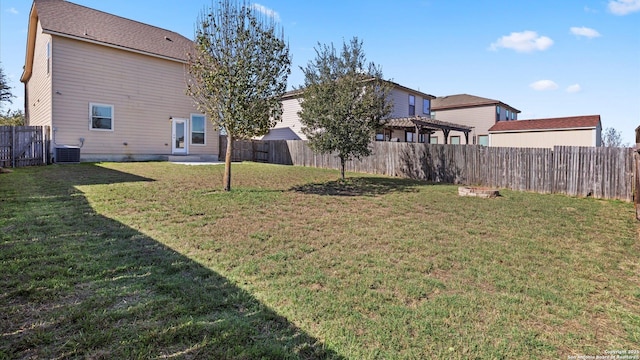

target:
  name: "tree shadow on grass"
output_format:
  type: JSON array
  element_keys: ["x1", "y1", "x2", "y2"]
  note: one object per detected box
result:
[
  {"x1": 0, "y1": 164, "x2": 341, "y2": 359},
  {"x1": 290, "y1": 176, "x2": 424, "y2": 196}
]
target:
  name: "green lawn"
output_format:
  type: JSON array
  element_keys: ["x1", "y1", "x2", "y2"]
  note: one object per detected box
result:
[{"x1": 1, "y1": 162, "x2": 638, "y2": 359}]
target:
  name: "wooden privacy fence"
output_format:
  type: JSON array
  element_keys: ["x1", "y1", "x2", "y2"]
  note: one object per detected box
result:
[
  {"x1": 227, "y1": 139, "x2": 635, "y2": 202},
  {"x1": 0, "y1": 126, "x2": 49, "y2": 168}
]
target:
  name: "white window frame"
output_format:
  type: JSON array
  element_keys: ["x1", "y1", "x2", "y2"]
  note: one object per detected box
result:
[
  {"x1": 190, "y1": 113, "x2": 206, "y2": 146},
  {"x1": 89, "y1": 103, "x2": 114, "y2": 131}
]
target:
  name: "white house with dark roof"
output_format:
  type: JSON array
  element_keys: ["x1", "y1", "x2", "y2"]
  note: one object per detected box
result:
[
  {"x1": 21, "y1": 0, "x2": 219, "y2": 162},
  {"x1": 488, "y1": 115, "x2": 602, "y2": 148},
  {"x1": 430, "y1": 94, "x2": 521, "y2": 145}
]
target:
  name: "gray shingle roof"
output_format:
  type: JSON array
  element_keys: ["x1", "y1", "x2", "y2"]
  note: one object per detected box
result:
[
  {"x1": 34, "y1": 0, "x2": 193, "y2": 62},
  {"x1": 432, "y1": 94, "x2": 520, "y2": 113}
]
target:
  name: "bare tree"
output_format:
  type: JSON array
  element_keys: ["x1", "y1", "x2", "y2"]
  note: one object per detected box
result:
[
  {"x1": 187, "y1": 0, "x2": 291, "y2": 191},
  {"x1": 601, "y1": 127, "x2": 625, "y2": 147}
]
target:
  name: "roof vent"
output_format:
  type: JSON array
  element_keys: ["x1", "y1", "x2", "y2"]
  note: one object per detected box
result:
[{"x1": 164, "y1": 36, "x2": 172, "y2": 42}]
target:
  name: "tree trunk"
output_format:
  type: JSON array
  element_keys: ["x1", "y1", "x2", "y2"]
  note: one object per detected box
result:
[
  {"x1": 340, "y1": 156, "x2": 346, "y2": 180},
  {"x1": 223, "y1": 133, "x2": 233, "y2": 191}
]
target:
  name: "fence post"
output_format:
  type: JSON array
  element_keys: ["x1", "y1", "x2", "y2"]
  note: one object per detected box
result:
[
  {"x1": 11, "y1": 126, "x2": 16, "y2": 168},
  {"x1": 633, "y1": 126, "x2": 640, "y2": 220}
]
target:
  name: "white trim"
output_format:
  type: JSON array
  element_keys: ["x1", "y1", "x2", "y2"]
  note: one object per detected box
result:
[
  {"x1": 89, "y1": 103, "x2": 114, "y2": 131},
  {"x1": 172, "y1": 118, "x2": 189, "y2": 154},
  {"x1": 42, "y1": 30, "x2": 188, "y2": 64},
  {"x1": 189, "y1": 113, "x2": 206, "y2": 146},
  {"x1": 489, "y1": 126, "x2": 597, "y2": 134}
]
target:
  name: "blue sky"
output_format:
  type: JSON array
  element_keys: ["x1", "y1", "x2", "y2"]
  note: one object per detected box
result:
[{"x1": 1, "y1": 0, "x2": 638, "y2": 143}]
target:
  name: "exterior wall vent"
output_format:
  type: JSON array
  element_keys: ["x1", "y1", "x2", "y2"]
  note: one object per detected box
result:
[{"x1": 54, "y1": 146, "x2": 80, "y2": 163}]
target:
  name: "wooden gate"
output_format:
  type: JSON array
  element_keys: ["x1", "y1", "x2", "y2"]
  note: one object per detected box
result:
[
  {"x1": 219, "y1": 136, "x2": 269, "y2": 162},
  {"x1": 0, "y1": 126, "x2": 50, "y2": 168}
]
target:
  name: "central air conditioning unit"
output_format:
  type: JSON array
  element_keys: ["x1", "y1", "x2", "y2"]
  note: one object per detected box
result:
[{"x1": 55, "y1": 146, "x2": 81, "y2": 163}]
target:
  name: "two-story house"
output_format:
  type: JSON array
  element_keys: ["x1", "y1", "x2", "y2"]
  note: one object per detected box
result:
[
  {"x1": 21, "y1": 0, "x2": 219, "y2": 162},
  {"x1": 263, "y1": 82, "x2": 472, "y2": 143},
  {"x1": 430, "y1": 94, "x2": 520, "y2": 145}
]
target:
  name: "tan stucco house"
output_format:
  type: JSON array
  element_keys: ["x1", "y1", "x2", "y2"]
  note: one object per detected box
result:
[
  {"x1": 488, "y1": 115, "x2": 602, "y2": 148},
  {"x1": 263, "y1": 82, "x2": 472, "y2": 143},
  {"x1": 430, "y1": 94, "x2": 521, "y2": 145},
  {"x1": 21, "y1": 0, "x2": 219, "y2": 162}
]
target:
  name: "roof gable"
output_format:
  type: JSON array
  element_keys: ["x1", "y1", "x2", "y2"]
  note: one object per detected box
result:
[
  {"x1": 34, "y1": 0, "x2": 193, "y2": 62},
  {"x1": 432, "y1": 93, "x2": 520, "y2": 113},
  {"x1": 488, "y1": 115, "x2": 601, "y2": 132}
]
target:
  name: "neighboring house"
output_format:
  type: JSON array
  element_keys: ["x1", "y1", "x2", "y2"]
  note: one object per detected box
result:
[
  {"x1": 262, "y1": 89, "x2": 305, "y2": 140},
  {"x1": 488, "y1": 115, "x2": 602, "y2": 148},
  {"x1": 21, "y1": 0, "x2": 219, "y2": 162},
  {"x1": 430, "y1": 94, "x2": 521, "y2": 145},
  {"x1": 263, "y1": 82, "x2": 472, "y2": 143}
]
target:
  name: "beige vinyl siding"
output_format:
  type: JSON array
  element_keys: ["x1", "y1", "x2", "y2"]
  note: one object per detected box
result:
[
  {"x1": 263, "y1": 96, "x2": 305, "y2": 140},
  {"x1": 26, "y1": 21, "x2": 53, "y2": 127},
  {"x1": 490, "y1": 128, "x2": 597, "y2": 148},
  {"x1": 50, "y1": 36, "x2": 218, "y2": 157},
  {"x1": 388, "y1": 88, "x2": 431, "y2": 118},
  {"x1": 431, "y1": 105, "x2": 496, "y2": 145}
]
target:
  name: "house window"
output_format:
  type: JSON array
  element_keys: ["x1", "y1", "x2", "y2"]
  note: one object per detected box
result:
[
  {"x1": 405, "y1": 131, "x2": 414, "y2": 142},
  {"x1": 191, "y1": 114, "x2": 206, "y2": 145},
  {"x1": 405, "y1": 131, "x2": 426, "y2": 143},
  {"x1": 409, "y1": 95, "x2": 415, "y2": 116},
  {"x1": 430, "y1": 136, "x2": 438, "y2": 144},
  {"x1": 423, "y1": 99, "x2": 430, "y2": 115},
  {"x1": 89, "y1": 103, "x2": 113, "y2": 131},
  {"x1": 478, "y1": 135, "x2": 489, "y2": 146},
  {"x1": 375, "y1": 129, "x2": 392, "y2": 141},
  {"x1": 450, "y1": 136, "x2": 460, "y2": 144},
  {"x1": 513, "y1": 112, "x2": 517, "y2": 120},
  {"x1": 496, "y1": 106, "x2": 501, "y2": 122}
]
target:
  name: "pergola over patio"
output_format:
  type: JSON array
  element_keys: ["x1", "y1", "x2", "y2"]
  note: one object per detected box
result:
[{"x1": 382, "y1": 116, "x2": 473, "y2": 144}]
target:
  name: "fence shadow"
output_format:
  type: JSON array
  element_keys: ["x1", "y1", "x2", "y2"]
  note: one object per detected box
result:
[
  {"x1": 290, "y1": 176, "x2": 422, "y2": 196},
  {"x1": 0, "y1": 164, "x2": 341, "y2": 359},
  {"x1": 399, "y1": 144, "x2": 463, "y2": 183}
]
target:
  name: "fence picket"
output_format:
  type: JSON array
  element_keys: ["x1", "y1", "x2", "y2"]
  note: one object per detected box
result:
[{"x1": 219, "y1": 139, "x2": 634, "y2": 202}]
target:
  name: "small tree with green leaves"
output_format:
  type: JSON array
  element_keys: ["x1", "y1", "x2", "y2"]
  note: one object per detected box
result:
[
  {"x1": 0, "y1": 109, "x2": 25, "y2": 126},
  {"x1": 299, "y1": 37, "x2": 393, "y2": 180},
  {"x1": 0, "y1": 63, "x2": 14, "y2": 109},
  {"x1": 187, "y1": 0, "x2": 290, "y2": 191}
]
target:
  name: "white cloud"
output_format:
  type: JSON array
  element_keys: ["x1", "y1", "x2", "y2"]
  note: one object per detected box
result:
[
  {"x1": 570, "y1": 26, "x2": 601, "y2": 38},
  {"x1": 251, "y1": 3, "x2": 281, "y2": 22},
  {"x1": 489, "y1": 31, "x2": 553, "y2": 53},
  {"x1": 584, "y1": 6, "x2": 598, "y2": 13},
  {"x1": 566, "y1": 84, "x2": 582, "y2": 93},
  {"x1": 6, "y1": 7, "x2": 18, "y2": 14},
  {"x1": 608, "y1": 0, "x2": 640, "y2": 15},
  {"x1": 530, "y1": 80, "x2": 559, "y2": 91}
]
